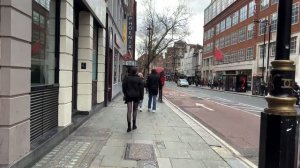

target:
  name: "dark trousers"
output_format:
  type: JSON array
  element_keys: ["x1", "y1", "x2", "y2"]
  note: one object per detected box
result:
[{"x1": 158, "y1": 87, "x2": 163, "y2": 102}]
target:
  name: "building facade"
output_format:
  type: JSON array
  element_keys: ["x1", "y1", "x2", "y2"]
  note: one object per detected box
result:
[
  {"x1": 180, "y1": 44, "x2": 202, "y2": 79},
  {"x1": 0, "y1": 0, "x2": 136, "y2": 166},
  {"x1": 203, "y1": 0, "x2": 300, "y2": 93}
]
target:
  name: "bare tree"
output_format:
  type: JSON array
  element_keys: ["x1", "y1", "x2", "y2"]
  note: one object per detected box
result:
[{"x1": 138, "y1": 0, "x2": 191, "y2": 75}]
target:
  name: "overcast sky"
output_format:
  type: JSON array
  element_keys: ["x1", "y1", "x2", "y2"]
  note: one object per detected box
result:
[{"x1": 136, "y1": 0, "x2": 211, "y2": 45}]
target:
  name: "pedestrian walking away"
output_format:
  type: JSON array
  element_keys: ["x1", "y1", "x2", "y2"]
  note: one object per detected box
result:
[
  {"x1": 146, "y1": 69, "x2": 160, "y2": 112},
  {"x1": 158, "y1": 71, "x2": 166, "y2": 103},
  {"x1": 122, "y1": 67, "x2": 144, "y2": 132},
  {"x1": 293, "y1": 82, "x2": 300, "y2": 106},
  {"x1": 137, "y1": 72, "x2": 145, "y2": 112}
]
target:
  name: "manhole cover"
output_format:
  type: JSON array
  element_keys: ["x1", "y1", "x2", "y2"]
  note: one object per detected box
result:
[{"x1": 124, "y1": 143, "x2": 156, "y2": 161}]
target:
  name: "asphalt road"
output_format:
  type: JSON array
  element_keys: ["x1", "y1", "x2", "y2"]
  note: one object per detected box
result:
[{"x1": 164, "y1": 82, "x2": 267, "y2": 166}]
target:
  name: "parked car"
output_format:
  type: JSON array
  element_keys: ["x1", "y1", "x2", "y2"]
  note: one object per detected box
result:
[{"x1": 177, "y1": 79, "x2": 189, "y2": 87}]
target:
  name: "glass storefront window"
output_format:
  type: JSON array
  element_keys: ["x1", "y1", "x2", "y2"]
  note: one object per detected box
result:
[{"x1": 31, "y1": 0, "x2": 57, "y2": 85}]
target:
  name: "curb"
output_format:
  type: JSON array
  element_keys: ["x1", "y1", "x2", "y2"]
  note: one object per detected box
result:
[{"x1": 163, "y1": 97, "x2": 257, "y2": 168}]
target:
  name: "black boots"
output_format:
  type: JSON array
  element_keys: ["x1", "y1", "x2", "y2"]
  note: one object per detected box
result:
[
  {"x1": 132, "y1": 120, "x2": 137, "y2": 130},
  {"x1": 127, "y1": 120, "x2": 137, "y2": 132},
  {"x1": 127, "y1": 122, "x2": 131, "y2": 132}
]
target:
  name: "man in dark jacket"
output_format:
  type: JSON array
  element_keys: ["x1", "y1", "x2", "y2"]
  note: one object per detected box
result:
[
  {"x1": 122, "y1": 67, "x2": 144, "y2": 132},
  {"x1": 146, "y1": 69, "x2": 160, "y2": 112}
]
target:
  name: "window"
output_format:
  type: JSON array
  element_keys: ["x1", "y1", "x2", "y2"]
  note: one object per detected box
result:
[
  {"x1": 92, "y1": 27, "x2": 98, "y2": 80},
  {"x1": 247, "y1": 23, "x2": 254, "y2": 40},
  {"x1": 239, "y1": 27, "x2": 246, "y2": 42},
  {"x1": 232, "y1": 11, "x2": 239, "y2": 26},
  {"x1": 238, "y1": 49, "x2": 245, "y2": 62},
  {"x1": 31, "y1": 0, "x2": 57, "y2": 85},
  {"x1": 271, "y1": 13, "x2": 278, "y2": 32},
  {"x1": 249, "y1": 1, "x2": 255, "y2": 17},
  {"x1": 259, "y1": 18, "x2": 267, "y2": 35},
  {"x1": 226, "y1": 16, "x2": 232, "y2": 29},
  {"x1": 215, "y1": 39, "x2": 219, "y2": 48},
  {"x1": 231, "y1": 31, "x2": 238, "y2": 45},
  {"x1": 290, "y1": 36, "x2": 297, "y2": 54},
  {"x1": 239, "y1": 5, "x2": 248, "y2": 22},
  {"x1": 271, "y1": 0, "x2": 278, "y2": 5},
  {"x1": 292, "y1": 3, "x2": 299, "y2": 25},
  {"x1": 260, "y1": 45, "x2": 266, "y2": 58},
  {"x1": 216, "y1": 23, "x2": 220, "y2": 34},
  {"x1": 260, "y1": 0, "x2": 269, "y2": 11},
  {"x1": 219, "y1": 37, "x2": 225, "y2": 48},
  {"x1": 225, "y1": 35, "x2": 231, "y2": 47},
  {"x1": 210, "y1": 28, "x2": 215, "y2": 38},
  {"x1": 220, "y1": 20, "x2": 226, "y2": 32},
  {"x1": 246, "y1": 47, "x2": 254, "y2": 60},
  {"x1": 270, "y1": 42, "x2": 276, "y2": 57}
]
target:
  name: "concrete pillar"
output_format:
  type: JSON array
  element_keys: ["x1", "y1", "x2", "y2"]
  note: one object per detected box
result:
[
  {"x1": 0, "y1": 0, "x2": 31, "y2": 165},
  {"x1": 97, "y1": 28, "x2": 106, "y2": 103},
  {"x1": 77, "y1": 12, "x2": 93, "y2": 112},
  {"x1": 58, "y1": 0, "x2": 74, "y2": 126}
]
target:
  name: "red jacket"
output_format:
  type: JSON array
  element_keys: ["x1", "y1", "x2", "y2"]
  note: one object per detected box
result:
[{"x1": 160, "y1": 75, "x2": 166, "y2": 86}]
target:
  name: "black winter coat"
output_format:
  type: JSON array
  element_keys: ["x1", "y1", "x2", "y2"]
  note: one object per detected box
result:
[
  {"x1": 147, "y1": 74, "x2": 160, "y2": 95},
  {"x1": 122, "y1": 74, "x2": 144, "y2": 102}
]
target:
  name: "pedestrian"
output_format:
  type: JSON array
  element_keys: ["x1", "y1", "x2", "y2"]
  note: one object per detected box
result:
[
  {"x1": 122, "y1": 67, "x2": 144, "y2": 132},
  {"x1": 293, "y1": 82, "x2": 300, "y2": 106},
  {"x1": 146, "y1": 69, "x2": 160, "y2": 112},
  {"x1": 137, "y1": 72, "x2": 145, "y2": 112},
  {"x1": 158, "y1": 71, "x2": 166, "y2": 103}
]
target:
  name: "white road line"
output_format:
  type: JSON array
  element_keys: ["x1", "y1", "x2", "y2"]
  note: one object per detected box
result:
[
  {"x1": 207, "y1": 100, "x2": 261, "y2": 117},
  {"x1": 169, "y1": 88, "x2": 261, "y2": 117},
  {"x1": 195, "y1": 103, "x2": 214, "y2": 111}
]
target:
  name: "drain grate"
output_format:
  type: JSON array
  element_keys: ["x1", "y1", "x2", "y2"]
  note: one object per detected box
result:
[{"x1": 124, "y1": 143, "x2": 156, "y2": 161}]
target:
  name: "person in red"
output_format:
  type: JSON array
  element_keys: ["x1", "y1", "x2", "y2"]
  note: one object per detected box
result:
[{"x1": 158, "y1": 71, "x2": 166, "y2": 103}]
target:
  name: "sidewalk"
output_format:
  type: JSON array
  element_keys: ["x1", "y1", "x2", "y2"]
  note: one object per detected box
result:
[{"x1": 32, "y1": 94, "x2": 253, "y2": 168}]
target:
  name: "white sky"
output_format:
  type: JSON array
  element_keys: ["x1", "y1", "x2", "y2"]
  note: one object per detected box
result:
[{"x1": 136, "y1": 0, "x2": 211, "y2": 45}]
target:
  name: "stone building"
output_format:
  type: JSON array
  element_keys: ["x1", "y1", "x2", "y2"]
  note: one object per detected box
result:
[{"x1": 0, "y1": 0, "x2": 136, "y2": 166}]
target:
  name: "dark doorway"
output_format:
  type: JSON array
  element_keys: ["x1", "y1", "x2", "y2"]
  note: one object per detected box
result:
[
  {"x1": 72, "y1": 3, "x2": 80, "y2": 113},
  {"x1": 92, "y1": 22, "x2": 99, "y2": 106},
  {"x1": 108, "y1": 48, "x2": 113, "y2": 101}
]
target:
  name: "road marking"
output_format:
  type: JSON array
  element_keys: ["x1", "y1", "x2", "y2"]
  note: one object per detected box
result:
[
  {"x1": 167, "y1": 87, "x2": 262, "y2": 117},
  {"x1": 207, "y1": 100, "x2": 261, "y2": 117},
  {"x1": 195, "y1": 103, "x2": 214, "y2": 111},
  {"x1": 164, "y1": 98, "x2": 257, "y2": 168}
]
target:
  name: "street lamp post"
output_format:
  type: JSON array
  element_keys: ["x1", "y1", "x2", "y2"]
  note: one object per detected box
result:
[{"x1": 259, "y1": 0, "x2": 298, "y2": 167}]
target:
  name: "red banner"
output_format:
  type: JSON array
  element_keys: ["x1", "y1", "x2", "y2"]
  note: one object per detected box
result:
[{"x1": 214, "y1": 47, "x2": 223, "y2": 61}]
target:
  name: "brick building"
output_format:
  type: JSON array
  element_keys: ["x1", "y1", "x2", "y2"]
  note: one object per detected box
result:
[{"x1": 203, "y1": 0, "x2": 300, "y2": 92}]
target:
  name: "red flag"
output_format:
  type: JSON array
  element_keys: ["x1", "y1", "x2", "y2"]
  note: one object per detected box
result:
[{"x1": 214, "y1": 47, "x2": 223, "y2": 61}]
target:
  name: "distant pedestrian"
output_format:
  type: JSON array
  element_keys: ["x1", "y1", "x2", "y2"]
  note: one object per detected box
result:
[
  {"x1": 158, "y1": 71, "x2": 166, "y2": 103},
  {"x1": 293, "y1": 82, "x2": 300, "y2": 105},
  {"x1": 146, "y1": 69, "x2": 160, "y2": 112},
  {"x1": 122, "y1": 67, "x2": 144, "y2": 132},
  {"x1": 137, "y1": 72, "x2": 145, "y2": 112}
]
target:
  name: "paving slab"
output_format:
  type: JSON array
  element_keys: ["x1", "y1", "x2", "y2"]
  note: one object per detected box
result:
[
  {"x1": 32, "y1": 94, "x2": 251, "y2": 168},
  {"x1": 170, "y1": 159, "x2": 206, "y2": 168}
]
